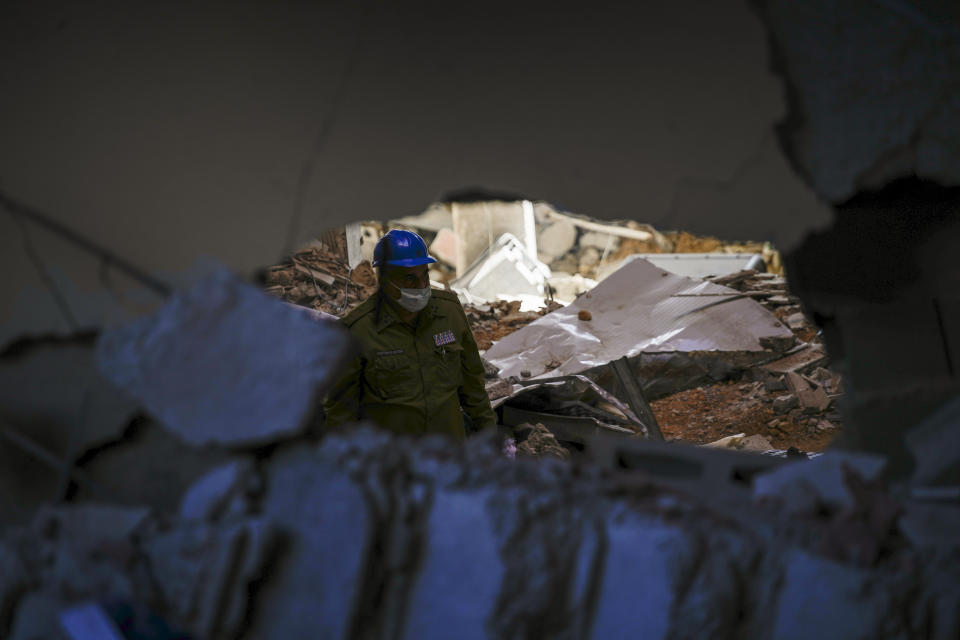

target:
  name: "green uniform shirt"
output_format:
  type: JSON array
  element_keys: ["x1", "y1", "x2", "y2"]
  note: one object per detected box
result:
[{"x1": 324, "y1": 288, "x2": 497, "y2": 440}]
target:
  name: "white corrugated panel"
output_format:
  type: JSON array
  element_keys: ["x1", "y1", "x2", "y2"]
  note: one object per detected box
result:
[{"x1": 484, "y1": 257, "x2": 792, "y2": 380}]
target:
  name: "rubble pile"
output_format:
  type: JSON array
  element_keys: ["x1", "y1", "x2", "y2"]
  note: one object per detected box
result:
[
  {"x1": 3, "y1": 265, "x2": 959, "y2": 639},
  {"x1": 465, "y1": 299, "x2": 563, "y2": 351},
  {"x1": 262, "y1": 240, "x2": 378, "y2": 317},
  {"x1": 643, "y1": 269, "x2": 843, "y2": 452},
  {"x1": 3, "y1": 426, "x2": 959, "y2": 639},
  {"x1": 706, "y1": 269, "x2": 819, "y2": 342}
]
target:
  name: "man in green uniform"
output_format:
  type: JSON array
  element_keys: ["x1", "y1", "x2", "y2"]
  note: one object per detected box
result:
[{"x1": 324, "y1": 229, "x2": 497, "y2": 440}]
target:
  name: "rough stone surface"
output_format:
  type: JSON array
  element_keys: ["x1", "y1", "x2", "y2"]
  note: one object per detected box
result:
[
  {"x1": 905, "y1": 397, "x2": 960, "y2": 484},
  {"x1": 753, "y1": 452, "x2": 886, "y2": 513},
  {"x1": 8, "y1": 592, "x2": 69, "y2": 640},
  {"x1": 591, "y1": 512, "x2": 681, "y2": 640},
  {"x1": 178, "y1": 459, "x2": 254, "y2": 521},
  {"x1": 773, "y1": 393, "x2": 798, "y2": 413},
  {"x1": 4, "y1": 429, "x2": 960, "y2": 638},
  {"x1": 0, "y1": 541, "x2": 29, "y2": 636},
  {"x1": 537, "y1": 220, "x2": 578, "y2": 260},
  {"x1": 754, "y1": 0, "x2": 960, "y2": 202},
  {"x1": 772, "y1": 550, "x2": 890, "y2": 640},
  {"x1": 96, "y1": 268, "x2": 353, "y2": 447},
  {"x1": 579, "y1": 231, "x2": 620, "y2": 251},
  {"x1": 143, "y1": 517, "x2": 275, "y2": 639},
  {"x1": 402, "y1": 489, "x2": 503, "y2": 640},
  {"x1": 428, "y1": 227, "x2": 458, "y2": 267},
  {"x1": 248, "y1": 447, "x2": 373, "y2": 640},
  {"x1": 0, "y1": 337, "x2": 139, "y2": 527},
  {"x1": 73, "y1": 418, "x2": 232, "y2": 512}
]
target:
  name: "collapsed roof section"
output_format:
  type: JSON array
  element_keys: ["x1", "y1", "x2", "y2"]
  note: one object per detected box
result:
[{"x1": 485, "y1": 256, "x2": 795, "y2": 380}]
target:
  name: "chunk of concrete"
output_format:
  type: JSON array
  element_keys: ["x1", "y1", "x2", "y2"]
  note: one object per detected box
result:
[
  {"x1": 754, "y1": 452, "x2": 887, "y2": 512},
  {"x1": 428, "y1": 227, "x2": 458, "y2": 267},
  {"x1": 771, "y1": 549, "x2": 886, "y2": 640},
  {"x1": 786, "y1": 312, "x2": 807, "y2": 330},
  {"x1": 402, "y1": 489, "x2": 503, "y2": 640},
  {"x1": 96, "y1": 268, "x2": 354, "y2": 447},
  {"x1": 0, "y1": 541, "x2": 29, "y2": 636},
  {"x1": 899, "y1": 502, "x2": 960, "y2": 551},
  {"x1": 905, "y1": 397, "x2": 960, "y2": 484},
  {"x1": 753, "y1": 0, "x2": 960, "y2": 201},
  {"x1": 73, "y1": 419, "x2": 232, "y2": 512},
  {"x1": 23, "y1": 504, "x2": 150, "y2": 605},
  {"x1": 773, "y1": 394, "x2": 798, "y2": 414},
  {"x1": 8, "y1": 592, "x2": 69, "y2": 640},
  {"x1": 537, "y1": 220, "x2": 577, "y2": 261},
  {"x1": 591, "y1": 513, "x2": 686, "y2": 640},
  {"x1": 578, "y1": 231, "x2": 619, "y2": 251},
  {"x1": 142, "y1": 517, "x2": 275, "y2": 638},
  {"x1": 0, "y1": 337, "x2": 140, "y2": 527},
  {"x1": 178, "y1": 459, "x2": 254, "y2": 521},
  {"x1": 247, "y1": 449, "x2": 372, "y2": 639}
]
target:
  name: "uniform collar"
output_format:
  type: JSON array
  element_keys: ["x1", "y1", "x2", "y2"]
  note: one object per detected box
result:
[{"x1": 375, "y1": 289, "x2": 445, "y2": 333}]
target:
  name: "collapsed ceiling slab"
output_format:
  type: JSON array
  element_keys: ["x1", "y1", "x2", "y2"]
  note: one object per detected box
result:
[{"x1": 485, "y1": 257, "x2": 794, "y2": 380}]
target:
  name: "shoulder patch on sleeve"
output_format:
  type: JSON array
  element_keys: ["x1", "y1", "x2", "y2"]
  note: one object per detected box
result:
[
  {"x1": 431, "y1": 289, "x2": 462, "y2": 303},
  {"x1": 340, "y1": 296, "x2": 377, "y2": 328}
]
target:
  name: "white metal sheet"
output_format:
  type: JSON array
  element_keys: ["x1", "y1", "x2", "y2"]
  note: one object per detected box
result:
[{"x1": 484, "y1": 257, "x2": 793, "y2": 380}]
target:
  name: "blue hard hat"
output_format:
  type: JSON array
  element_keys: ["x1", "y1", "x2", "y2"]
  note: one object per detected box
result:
[{"x1": 373, "y1": 229, "x2": 437, "y2": 267}]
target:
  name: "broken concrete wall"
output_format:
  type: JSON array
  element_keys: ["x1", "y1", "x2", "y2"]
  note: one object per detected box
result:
[
  {"x1": 3, "y1": 429, "x2": 959, "y2": 639},
  {"x1": 752, "y1": 0, "x2": 960, "y2": 478}
]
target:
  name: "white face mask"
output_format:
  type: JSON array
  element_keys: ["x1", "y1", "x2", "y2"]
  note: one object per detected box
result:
[{"x1": 389, "y1": 281, "x2": 431, "y2": 312}]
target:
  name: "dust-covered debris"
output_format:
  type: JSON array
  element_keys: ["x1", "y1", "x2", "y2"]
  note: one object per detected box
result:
[
  {"x1": 514, "y1": 423, "x2": 570, "y2": 460},
  {"x1": 263, "y1": 237, "x2": 379, "y2": 317},
  {"x1": 96, "y1": 268, "x2": 354, "y2": 447}
]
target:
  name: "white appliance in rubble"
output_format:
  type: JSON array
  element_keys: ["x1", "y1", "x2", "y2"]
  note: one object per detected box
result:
[{"x1": 450, "y1": 233, "x2": 552, "y2": 306}]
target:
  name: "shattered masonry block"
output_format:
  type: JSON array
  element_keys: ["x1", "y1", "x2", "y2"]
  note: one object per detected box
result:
[
  {"x1": 753, "y1": 451, "x2": 886, "y2": 513},
  {"x1": 428, "y1": 227, "x2": 458, "y2": 267},
  {"x1": 247, "y1": 448, "x2": 372, "y2": 640},
  {"x1": 402, "y1": 489, "x2": 504, "y2": 640},
  {"x1": 537, "y1": 220, "x2": 577, "y2": 260},
  {"x1": 905, "y1": 397, "x2": 960, "y2": 484},
  {"x1": 178, "y1": 459, "x2": 254, "y2": 521},
  {"x1": 8, "y1": 593, "x2": 68, "y2": 640},
  {"x1": 143, "y1": 518, "x2": 275, "y2": 638},
  {"x1": 771, "y1": 550, "x2": 888, "y2": 640},
  {"x1": 591, "y1": 512, "x2": 684, "y2": 639},
  {"x1": 96, "y1": 268, "x2": 354, "y2": 447}
]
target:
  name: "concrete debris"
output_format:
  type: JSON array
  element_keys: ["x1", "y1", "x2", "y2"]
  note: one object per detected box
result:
[
  {"x1": 0, "y1": 335, "x2": 140, "y2": 528},
  {"x1": 785, "y1": 312, "x2": 807, "y2": 330},
  {"x1": 402, "y1": 488, "x2": 503, "y2": 640},
  {"x1": 702, "y1": 432, "x2": 775, "y2": 452},
  {"x1": 450, "y1": 200, "x2": 538, "y2": 278},
  {"x1": 247, "y1": 446, "x2": 375, "y2": 639},
  {"x1": 537, "y1": 219, "x2": 578, "y2": 261},
  {"x1": 514, "y1": 422, "x2": 570, "y2": 460},
  {"x1": 466, "y1": 299, "x2": 562, "y2": 351},
  {"x1": 480, "y1": 357, "x2": 500, "y2": 378},
  {"x1": 450, "y1": 233, "x2": 551, "y2": 305},
  {"x1": 753, "y1": 451, "x2": 887, "y2": 514},
  {"x1": 752, "y1": 0, "x2": 960, "y2": 202},
  {"x1": 427, "y1": 227, "x2": 458, "y2": 267},
  {"x1": 1, "y1": 428, "x2": 959, "y2": 637},
  {"x1": 484, "y1": 257, "x2": 794, "y2": 382},
  {"x1": 96, "y1": 268, "x2": 354, "y2": 447},
  {"x1": 772, "y1": 549, "x2": 889, "y2": 640},
  {"x1": 72, "y1": 417, "x2": 233, "y2": 513},
  {"x1": 264, "y1": 233, "x2": 379, "y2": 317},
  {"x1": 143, "y1": 517, "x2": 275, "y2": 638},
  {"x1": 773, "y1": 393, "x2": 799, "y2": 414},
  {"x1": 178, "y1": 459, "x2": 255, "y2": 521},
  {"x1": 905, "y1": 397, "x2": 960, "y2": 485}
]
